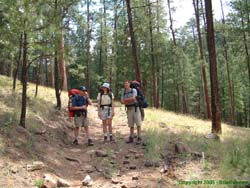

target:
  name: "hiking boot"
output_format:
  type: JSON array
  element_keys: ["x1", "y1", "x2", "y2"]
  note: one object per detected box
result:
[
  {"x1": 136, "y1": 137, "x2": 142, "y2": 145},
  {"x1": 88, "y1": 139, "x2": 94, "y2": 146},
  {"x1": 110, "y1": 135, "x2": 115, "y2": 142},
  {"x1": 126, "y1": 136, "x2": 134, "y2": 144},
  {"x1": 104, "y1": 136, "x2": 108, "y2": 143},
  {"x1": 72, "y1": 139, "x2": 78, "y2": 145}
]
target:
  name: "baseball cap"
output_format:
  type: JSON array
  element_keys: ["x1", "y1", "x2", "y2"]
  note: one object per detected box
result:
[{"x1": 78, "y1": 86, "x2": 87, "y2": 91}]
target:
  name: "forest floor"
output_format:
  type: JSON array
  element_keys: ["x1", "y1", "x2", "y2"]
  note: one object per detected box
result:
[{"x1": 0, "y1": 75, "x2": 250, "y2": 188}]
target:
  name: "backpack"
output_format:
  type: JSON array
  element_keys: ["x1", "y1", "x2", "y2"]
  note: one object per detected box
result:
[
  {"x1": 130, "y1": 81, "x2": 148, "y2": 108},
  {"x1": 99, "y1": 89, "x2": 113, "y2": 109},
  {"x1": 68, "y1": 89, "x2": 88, "y2": 117}
]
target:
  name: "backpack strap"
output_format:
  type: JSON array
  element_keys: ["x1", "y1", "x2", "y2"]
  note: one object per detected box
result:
[
  {"x1": 100, "y1": 92, "x2": 113, "y2": 116},
  {"x1": 124, "y1": 89, "x2": 138, "y2": 112}
]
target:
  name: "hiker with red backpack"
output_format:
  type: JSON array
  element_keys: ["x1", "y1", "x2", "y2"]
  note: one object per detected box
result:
[
  {"x1": 130, "y1": 80, "x2": 148, "y2": 121},
  {"x1": 97, "y1": 83, "x2": 115, "y2": 142},
  {"x1": 121, "y1": 81, "x2": 142, "y2": 144},
  {"x1": 68, "y1": 86, "x2": 93, "y2": 146}
]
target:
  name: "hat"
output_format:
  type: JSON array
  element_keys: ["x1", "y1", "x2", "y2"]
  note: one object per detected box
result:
[
  {"x1": 130, "y1": 80, "x2": 140, "y2": 88},
  {"x1": 78, "y1": 86, "x2": 87, "y2": 91},
  {"x1": 101, "y1": 83, "x2": 110, "y2": 89}
]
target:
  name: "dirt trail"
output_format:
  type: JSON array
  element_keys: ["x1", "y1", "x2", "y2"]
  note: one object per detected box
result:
[{"x1": 0, "y1": 104, "x2": 177, "y2": 188}]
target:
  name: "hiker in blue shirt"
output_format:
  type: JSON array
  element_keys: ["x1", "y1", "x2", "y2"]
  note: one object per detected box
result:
[{"x1": 70, "y1": 86, "x2": 93, "y2": 146}]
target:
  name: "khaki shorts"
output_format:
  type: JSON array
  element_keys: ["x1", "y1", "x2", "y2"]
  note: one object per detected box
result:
[
  {"x1": 74, "y1": 116, "x2": 89, "y2": 128},
  {"x1": 126, "y1": 107, "x2": 142, "y2": 127},
  {"x1": 100, "y1": 107, "x2": 113, "y2": 120}
]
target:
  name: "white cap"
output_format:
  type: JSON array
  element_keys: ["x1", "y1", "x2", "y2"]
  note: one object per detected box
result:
[{"x1": 101, "y1": 83, "x2": 110, "y2": 89}]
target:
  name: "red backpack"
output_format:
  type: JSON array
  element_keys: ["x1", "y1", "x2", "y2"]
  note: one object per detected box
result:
[{"x1": 68, "y1": 89, "x2": 81, "y2": 117}]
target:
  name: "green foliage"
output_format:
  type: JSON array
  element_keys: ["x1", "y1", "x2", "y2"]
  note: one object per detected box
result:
[
  {"x1": 222, "y1": 138, "x2": 250, "y2": 179},
  {"x1": 34, "y1": 179, "x2": 44, "y2": 188},
  {"x1": 143, "y1": 128, "x2": 166, "y2": 165},
  {"x1": 0, "y1": 0, "x2": 250, "y2": 126},
  {"x1": 0, "y1": 113, "x2": 18, "y2": 134}
]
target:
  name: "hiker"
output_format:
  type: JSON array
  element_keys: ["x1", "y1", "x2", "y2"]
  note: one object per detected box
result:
[
  {"x1": 97, "y1": 83, "x2": 115, "y2": 142},
  {"x1": 130, "y1": 80, "x2": 147, "y2": 121},
  {"x1": 121, "y1": 81, "x2": 142, "y2": 144},
  {"x1": 69, "y1": 86, "x2": 93, "y2": 146}
]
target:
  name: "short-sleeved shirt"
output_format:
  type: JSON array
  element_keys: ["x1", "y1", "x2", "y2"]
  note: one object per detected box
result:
[
  {"x1": 97, "y1": 93, "x2": 114, "y2": 106},
  {"x1": 121, "y1": 88, "x2": 137, "y2": 106}
]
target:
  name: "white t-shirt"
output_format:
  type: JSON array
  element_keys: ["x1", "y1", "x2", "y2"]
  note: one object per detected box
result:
[{"x1": 97, "y1": 92, "x2": 114, "y2": 105}]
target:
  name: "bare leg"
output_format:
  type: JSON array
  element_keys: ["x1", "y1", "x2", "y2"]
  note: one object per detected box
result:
[
  {"x1": 130, "y1": 127, "x2": 134, "y2": 137},
  {"x1": 107, "y1": 119, "x2": 114, "y2": 141},
  {"x1": 107, "y1": 119, "x2": 112, "y2": 135},
  {"x1": 103, "y1": 120, "x2": 108, "y2": 135},
  {"x1": 137, "y1": 126, "x2": 141, "y2": 138},
  {"x1": 102, "y1": 120, "x2": 108, "y2": 135},
  {"x1": 140, "y1": 108, "x2": 145, "y2": 121},
  {"x1": 84, "y1": 126, "x2": 93, "y2": 146},
  {"x1": 74, "y1": 127, "x2": 80, "y2": 139},
  {"x1": 102, "y1": 120, "x2": 108, "y2": 142},
  {"x1": 83, "y1": 126, "x2": 90, "y2": 139}
]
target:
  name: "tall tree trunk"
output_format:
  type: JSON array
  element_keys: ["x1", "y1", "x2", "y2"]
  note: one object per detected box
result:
[
  {"x1": 41, "y1": 60, "x2": 44, "y2": 86},
  {"x1": 110, "y1": 0, "x2": 118, "y2": 85},
  {"x1": 246, "y1": 1, "x2": 250, "y2": 128},
  {"x1": 20, "y1": 32, "x2": 28, "y2": 128},
  {"x1": 161, "y1": 61, "x2": 165, "y2": 108},
  {"x1": 50, "y1": 62, "x2": 55, "y2": 88},
  {"x1": 125, "y1": 0, "x2": 142, "y2": 82},
  {"x1": 167, "y1": 0, "x2": 188, "y2": 113},
  {"x1": 240, "y1": 1, "x2": 250, "y2": 85},
  {"x1": 99, "y1": 16, "x2": 103, "y2": 76},
  {"x1": 204, "y1": 0, "x2": 222, "y2": 134},
  {"x1": 45, "y1": 58, "x2": 49, "y2": 86},
  {"x1": 59, "y1": 25, "x2": 68, "y2": 91},
  {"x1": 54, "y1": 50, "x2": 61, "y2": 110},
  {"x1": 103, "y1": 0, "x2": 108, "y2": 78},
  {"x1": 13, "y1": 33, "x2": 23, "y2": 91},
  {"x1": 147, "y1": 0, "x2": 157, "y2": 108},
  {"x1": 156, "y1": 0, "x2": 161, "y2": 108},
  {"x1": 193, "y1": 0, "x2": 212, "y2": 119},
  {"x1": 240, "y1": 0, "x2": 250, "y2": 126},
  {"x1": 167, "y1": 0, "x2": 177, "y2": 112},
  {"x1": 200, "y1": 0, "x2": 207, "y2": 32},
  {"x1": 54, "y1": 0, "x2": 61, "y2": 110},
  {"x1": 182, "y1": 86, "x2": 188, "y2": 113},
  {"x1": 7, "y1": 62, "x2": 12, "y2": 77},
  {"x1": 86, "y1": 0, "x2": 91, "y2": 92},
  {"x1": 0, "y1": 63, "x2": 5, "y2": 75},
  {"x1": 198, "y1": 86, "x2": 201, "y2": 115},
  {"x1": 35, "y1": 64, "x2": 40, "y2": 97},
  {"x1": 167, "y1": 0, "x2": 176, "y2": 46},
  {"x1": 220, "y1": 0, "x2": 236, "y2": 125}
]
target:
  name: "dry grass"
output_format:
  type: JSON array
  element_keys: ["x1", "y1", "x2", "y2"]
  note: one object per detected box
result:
[
  {"x1": 143, "y1": 108, "x2": 250, "y2": 182},
  {"x1": 0, "y1": 75, "x2": 250, "y2": 186}
]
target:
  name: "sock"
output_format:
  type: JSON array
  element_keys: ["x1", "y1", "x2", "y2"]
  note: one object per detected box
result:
[{"x1": 104, "y1": 133, "x2": 108, "y2": 137}]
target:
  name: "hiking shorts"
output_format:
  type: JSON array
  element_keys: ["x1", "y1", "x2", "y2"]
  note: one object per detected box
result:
[
  {"x1": 100, "y1": 107, "x2": 113, "y2": 120},
  {"x1": 126, "y1": 107, "x2": 142, "y2": 127},
  {"x1": 74, "y1": 116, "x2": 89, "y2": 128}
]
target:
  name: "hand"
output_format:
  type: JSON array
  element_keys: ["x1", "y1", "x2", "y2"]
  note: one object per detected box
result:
[
  {"x1": 84, "y1": 91, "x2": 89, "y2": 97},
  {"x1": 98, "y1": 111, "x2": 101, "y2": 119}
]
